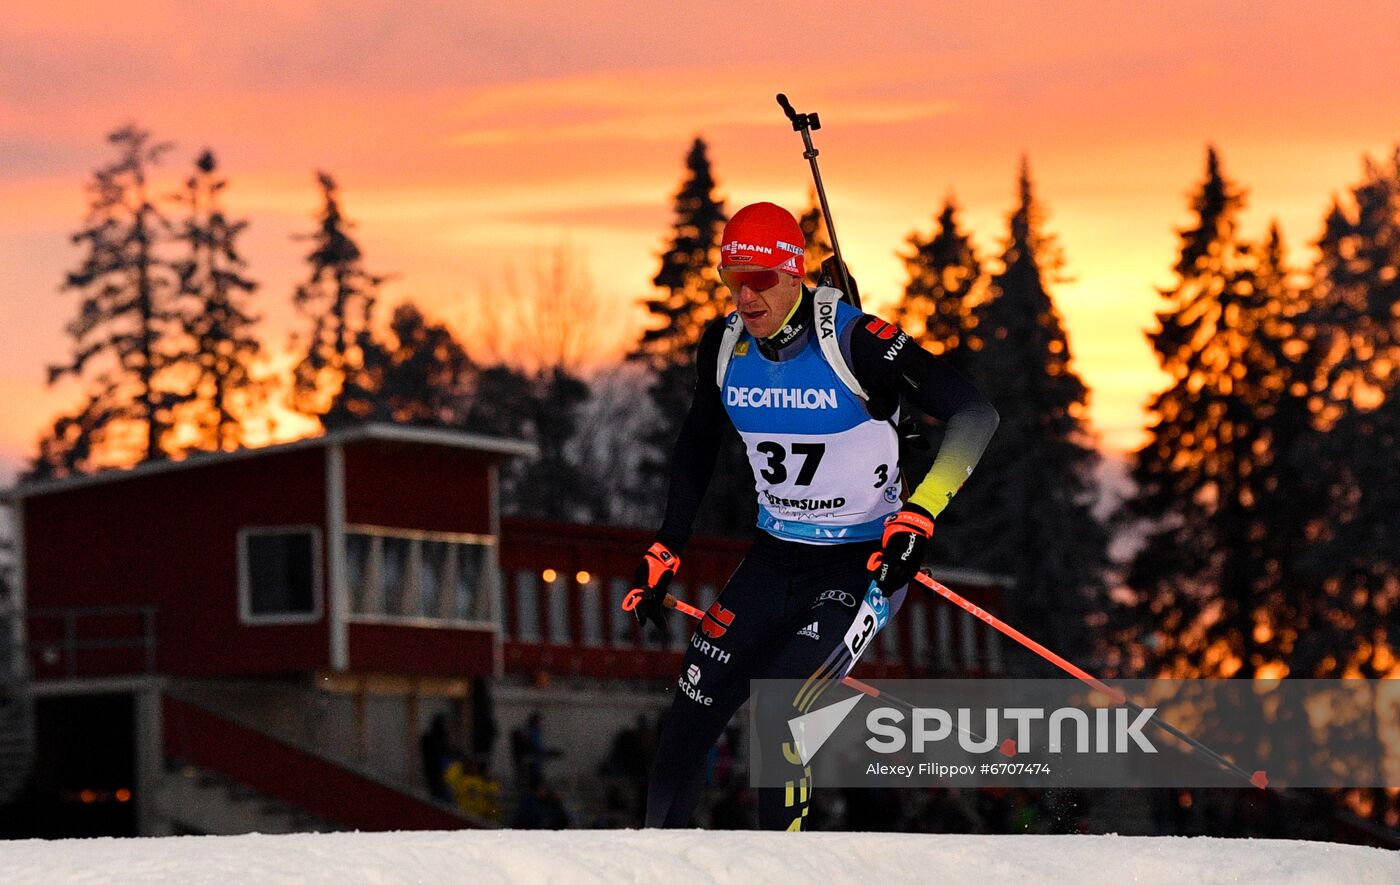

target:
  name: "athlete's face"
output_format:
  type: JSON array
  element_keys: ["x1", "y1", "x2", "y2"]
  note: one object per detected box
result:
[{"x1": 721, "y1": 266, "x2": 802, "y2": 339}]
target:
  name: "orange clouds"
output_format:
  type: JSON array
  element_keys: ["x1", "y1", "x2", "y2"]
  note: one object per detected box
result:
[{"x1": 3, "y1": 2, "x2": 1400, "y2": 474}]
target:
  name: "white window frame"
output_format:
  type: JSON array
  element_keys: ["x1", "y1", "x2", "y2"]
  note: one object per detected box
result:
[
  {"x1": 238, "y1": 525, "x2": 325, "y2": 625},
  {"x1": 513, "y1": 570, "x2": 541, "y2": 641},
  {"x1": 580, "y1": 576, "x2": 604, "y2": 648},
  {"x1": 342, "y1": 524, "x2": 498, "y2": 630}
]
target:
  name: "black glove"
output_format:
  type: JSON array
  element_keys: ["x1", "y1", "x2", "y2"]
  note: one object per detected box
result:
[
  {"x1": 631, "y1": 541, "x2": 681, "y2": 633},
  {"x1": 871, "y1": 505, "x2": 934, "y2": 592}
]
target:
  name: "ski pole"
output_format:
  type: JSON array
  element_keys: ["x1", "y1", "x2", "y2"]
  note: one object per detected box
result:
[
  {"x1": 775, "y1": 93, "x2": 858, "y2": 308},
  {"x1": 911, "y1": 568, "x2": 1269, "y2": 790}
]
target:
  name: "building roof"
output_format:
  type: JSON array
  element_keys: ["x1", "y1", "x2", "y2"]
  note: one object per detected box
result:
[{"x1": 2, "y1": 423, "x2": 538, "y2": 502}]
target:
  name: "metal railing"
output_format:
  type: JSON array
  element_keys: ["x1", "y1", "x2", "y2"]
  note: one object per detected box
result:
[{"x1": 25, "y1": 605, "x2": 158, "y2": 679}]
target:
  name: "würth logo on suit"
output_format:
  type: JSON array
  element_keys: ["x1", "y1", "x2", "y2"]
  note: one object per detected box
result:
[{"x1": 700, "y1": 601, "x2": 736, "y2": 639}]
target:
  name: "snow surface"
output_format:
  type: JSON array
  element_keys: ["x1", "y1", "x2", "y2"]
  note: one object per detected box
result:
[{"x1": 1, "y1": 830, "x2": 1396, "y2": 885}]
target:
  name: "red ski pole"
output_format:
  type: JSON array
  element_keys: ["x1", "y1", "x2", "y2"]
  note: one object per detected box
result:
[
  {"x1": 912, "y1": 568, "x2": 1268, "y2": 790},
  {"x1": 912, "y1": 570, "x2": 1125, "y2": 703}
]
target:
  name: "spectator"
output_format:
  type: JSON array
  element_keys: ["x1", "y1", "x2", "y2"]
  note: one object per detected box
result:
[
  {"x1": 445, "y1": 758, "x2": 502, "y2": 822},
  {"x1": 470, "y1": 677, "x2": 498, "y2": 774},
  {"x1": 510, "y1": 711, "x2": 560, "y2": 791},
  {"x1": 420, "y1": 713, "x2": 456, "y2": 802}
]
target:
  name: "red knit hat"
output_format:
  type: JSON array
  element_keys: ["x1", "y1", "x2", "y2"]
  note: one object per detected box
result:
[{"x1": 719, "y1": 202, "x2": 805, "y2": 276}]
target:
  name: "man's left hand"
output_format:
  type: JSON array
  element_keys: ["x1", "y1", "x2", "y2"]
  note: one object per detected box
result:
[{"x1": 871, "y1": 505, "x2": 934, "y2": 592}]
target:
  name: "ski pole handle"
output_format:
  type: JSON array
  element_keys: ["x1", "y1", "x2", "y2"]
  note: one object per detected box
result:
[
  {"x1": 621, "y1": 587, "x2": 705, "y2": 620},
  {"x1": 776, "y1": 92, "x2": 797, "y2": 123},
  {"x1": 776, "y1": 93, "x2": 816, "y2": 132}
]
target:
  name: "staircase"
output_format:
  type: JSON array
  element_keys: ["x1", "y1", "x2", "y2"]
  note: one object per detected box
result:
[
  {"x1": 0, "y1": 598, "x2": 34, "y2": 805},
  {"x1": 161, "y1": 693, "x2": 488, "y2": 832},
  {"x1": 0, "y1": 688, "x2": 33, "y2": 806},
  {"x1": 155, "y1": 763, "x2": 337, "y2": 835}
]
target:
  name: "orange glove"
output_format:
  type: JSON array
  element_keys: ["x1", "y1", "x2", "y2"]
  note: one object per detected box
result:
[{"x1": 631, "y1": 541, "x2": 681, "y2": 633}]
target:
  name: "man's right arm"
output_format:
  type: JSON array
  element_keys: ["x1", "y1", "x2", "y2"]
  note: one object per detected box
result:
[{"x1": 654, "y1": 318, "x2": 730, "y2": 553}]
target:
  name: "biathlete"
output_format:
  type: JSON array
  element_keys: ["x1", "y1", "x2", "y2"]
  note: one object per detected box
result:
[{"x1": 630, "y1": 201, "x2": 999, "y2": 829}]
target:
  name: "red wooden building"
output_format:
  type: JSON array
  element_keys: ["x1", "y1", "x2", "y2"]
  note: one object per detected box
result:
[
  {"x1": 2, "y1": 422, "x2": 1007, "y2": 837},
  {"x1": 16, "y1": 424, "x2": 527, "y2": 684},
  {"x1": 6, "y1": 424, "x2": 530, "y2": 837}
]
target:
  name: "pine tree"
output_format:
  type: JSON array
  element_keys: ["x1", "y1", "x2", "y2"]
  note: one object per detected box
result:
[
  {"x1": 1121, "y1": 148, "x2": 1315, "y2": 677},
  {"x1": 291, "y1": 172, "x2": 391, "y2": 427},
  {"x1": 1295, "y1": 149, "x2": 1400, "y2": 678},
  {"x1": 372, "y1": 302, "x2": 475, "y2": 427},
  {"x1": 461, "y1": 361, "x2": 595, "y2": 520},
  {"x1": 629, "y1": 138, "x2": 753, "y2": 535},
  {"x1": 466, "y1": 366, "x2": 535, "y2": 440},
  {"x1": 632, "y1": 138, "x2": 728, "y2": 375},
  {"x1": 34, "y1": 125, "x2": 184, "y2": 477},
  {"x1": 893, "y1": 197, "x2": 983, "y2": 363},
  {"x1": 512, "y1": 368, "x2": 596, "y2": 521},
  {"x1": 170, "y1": 150, "x2": 264, "y2": 452},
  {"x1": 951, "y1": 158, "x2": 1107, "y2": 667}
]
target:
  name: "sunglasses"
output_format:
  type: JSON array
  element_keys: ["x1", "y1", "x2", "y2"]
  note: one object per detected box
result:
[{"x1": 720, "y1": 268, "x2": 782, "y2": 293}]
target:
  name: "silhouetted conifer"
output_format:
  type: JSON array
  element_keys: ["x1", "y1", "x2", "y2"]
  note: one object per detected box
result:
[
  {"x1": 951, "y1": 158, "x2": 1106, "y2": 667},
  {"x1": 1293, "y1": 149, "x2": 1400, "y2": 677},
  {"x1": 1122, "y1": 148, "x2": 1315, "y2": 677},
  {"x1": 34, "y1": 125, "x2": 184, "y2": 477},
  {"x1": 628, "y1": 138, "x2": 752, "y2": 535},
  {"x1": 371, "y1": 302, "x2": 475, "y2": 427},
  {"x1": 169, "y1": 150, "x2": 264, "y2": 452},
  {"x1": 291, "y1": 172, "x2": 391, "y2": 427}
]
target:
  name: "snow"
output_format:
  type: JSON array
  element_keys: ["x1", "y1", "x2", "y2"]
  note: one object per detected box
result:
[{"x1": 0, "y1": 830, "x2": 1395, "y2": 884}]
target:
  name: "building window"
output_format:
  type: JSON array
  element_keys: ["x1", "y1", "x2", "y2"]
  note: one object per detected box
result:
[
  {"x1": 453, "y1": 545, "x2": 487, "y2": 620},
  {"x1": 380, "y1": 536, "x2": 411, "y2": 616},
  {"x1": 343, "y1": 526, "x2": 495, "y2": 625},
  {"x1": 580, "y1": 576, "x2": 604, "y2": 648},
  {"x1": 419, "y1": 540, "x2": 449, "y2": 617},
  {"x1": 514, "y1": 571, "x2": 540, "y2": 641},
  {"x1": 546, "y1": 574, "x2": 570, "y2": 645},
  {"x1": 238, "y1": 527, "x2": 322, "y2": 624},
  {"x1": 346, "y1": 533, "x2": 371, "y2": 608}
]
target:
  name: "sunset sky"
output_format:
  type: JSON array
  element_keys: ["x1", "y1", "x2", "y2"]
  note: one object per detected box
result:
[{"x1": 2, "y1": 1, "x2": 1398, "y2": 481}]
